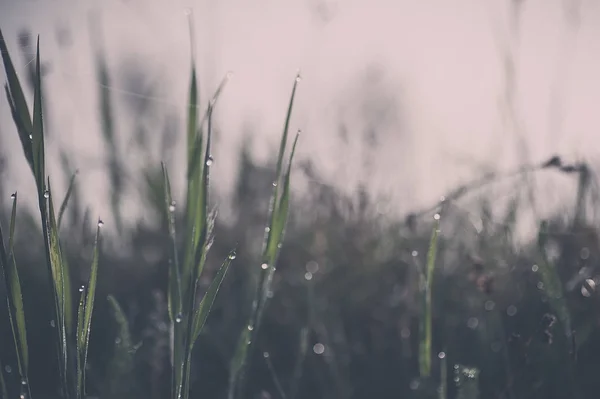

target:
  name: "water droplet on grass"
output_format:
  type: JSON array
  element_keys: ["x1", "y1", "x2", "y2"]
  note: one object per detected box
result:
[
  {"x1": 247, "y1": 324, "x2": 254, "y2": 331},
  {"x1": 206, "y1": 156, "x2": 214, "y2": 166},
  {"x1": 43, "y1": 190, "x2": 49, "y2": 199},
  {"x1": 50, "y1": 320, "x2": 55, "y2": 327},
  {"x1": 532, "y1": 264, "x2": 539, "y2": 272},
  {"x1": 228, "y1": 252, "x2": 237, "y2": 260},
  {"x1": 313, "y1": 343, "x2": 325, "y2": 354},
  {"x1": 304, "y1": 272, "x2": 313, "y2": 281},
  {"x1": 467, "y1": 317, "x2": 479, "y2": 329},
  {"x1": 261, "y1": 263, "x2": 268, "y2": 270},
  {"x1": 581, "y1": 278, "x2": 596, "y2": 297},
  {"x1": 411, "y1": 250, "x2": 418, "y2": 257},
  {"x1": 78, "y1": 285, "x2": 85, "y2": 292},
  {"x1": 433, "y1": 213, "x2": 440, "y2": 220},
  {"x1": 10, "y1": 193, "x2": 16, "y2": 199},
  {"x1": 97, "y1": 220, "x2": 104, "y2": 227},
  {"x1": 169, "y1": 201, "x2": 176, "y2": 212},
  {"x1": 175, "y1": 313, "x2": 183, "y2": 323},
  {"x1": 438, "y1": 351, "x2": 446, "y2": 359}
]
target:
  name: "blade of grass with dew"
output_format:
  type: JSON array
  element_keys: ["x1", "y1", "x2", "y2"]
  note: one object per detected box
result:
[
  {"x1": 228, "y1": 73, "x2": 300, "y2": 399},
  {"x1": 58, "y1": 170, "x2": 78, "y2": 230},
  {"x1": 455, "y1": 365, "x2": 480, "y2": 399},
  {"x1": 76, "y1": 223, "x2": 101, "y2": 399},
  {"x1": 0, "y1": 193, "x2": 30, "y2": 393},
  {"x1": 180, "y1": 251, "x2": 235, "y2": 399},
  {"x1": 0, "y1": 28, "x2": 34, "y2": 173},
  {"x1": 162, "y1": 163, "x2": 182, "y2": 323},
  {"x1": 419, "y1": 216, "x2": 440, "y2": 378}
]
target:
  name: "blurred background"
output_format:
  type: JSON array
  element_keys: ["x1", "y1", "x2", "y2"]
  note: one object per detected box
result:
[{"x1": 2, "y1": 0, "x2": 600, "y2": 398}]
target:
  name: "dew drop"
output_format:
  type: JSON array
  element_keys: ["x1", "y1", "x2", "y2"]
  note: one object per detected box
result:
[
  {"x1": 537, "y1": 282, "x2": 544, "y2": 290},
  {"x1": 266, "y1": 290, "x2": 274, "y2": 298},
  {"x1": 43, "y1": 190, "x2": 49, "y2": 199},
  {"x1": 581, "y1": 278, "x2": 596, "y2": 297},
  {"x1": 97, "y1": 220, "x2": 104, "y2": 228},
  {"x1": 265, "y1": 227, "x2": 271, "y2": 233},
  {"x1": 580, "y1": 247, "x2": 590, "y2": 260},
  {"x1": 21, "y1": 378, "x2": 27, "y2": 385},
  {"x1": 438, "y1": 351, "x2": 446, "y2": 359},
  {"x1": 206, "y1": 156, "x2": 214, "y2": 166},
  {"x1": 304, "y1": 272, "x2": 313, "y2": 281},
  {"x1": 4, "y1": 365, "x2": 11, "y2": 373},
  {"x1": 467, "y1": 317, "x2": 479, "y2": 329},
  {"x1": 50, "y1": 320, "x2": 55, "y2": 328},
  {"x1": 433, "y1": 213, "x2": 440, "y2": 220},
  {"x1": 78, "y1": 285, "x2": 84, "y2": 293},
  {"x1": 247, "y1": 324, "x2": 254, "y2": 331},
  {"x1": 169, "y1": 201, "x2": 176, "y2": 212},
  {"x1": 115, "y1": 337, "x2": 122, "y2": 345},
  {"x1": 484, "y1": 300, "x2": 495, "y2": 311},
  {"x1": 228, "y1": 252, "x2": 237, "y2": 260},
  {"x1": 263, "y1": 352, "x2": 269, "y2": 358},
  {"x1": 295, "y1": 73, "x2": 302, "y2": 82},
  {"x1": 411, "y1": 250, "x2": 418, "y2": 257},
  {"x1": 506, "y1": 305, "x2": 517, "y2": 316},
  {"x1": 531, "y1": 264, "x2": 539, "y2": 272},
  {"x1": 313, "y1": 343, "x2": 325, "y2": 354},
  {"x1": 20, "y1": 395, "x2": 25, "y2": 399},
  {"x1": 175, "y1": 313, "x2": 183, "y2": 323},
  {"x1": 28, "y1": 134, "x2": 32, "y2": 140},
  {"x1": 10, "y1": 193, "x2": 16, "y2": 200},
  {"x1": 272, "y1": 181, "x2": 278, "y2": 187},
  {"x1": 409, "y1": 379, "x2": 420, "y2": 390},
  {"x1": 261, "y1": 263, "x2": 268, "y2": 270}
]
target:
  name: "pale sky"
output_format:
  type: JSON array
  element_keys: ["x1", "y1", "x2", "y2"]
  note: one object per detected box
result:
[{"x1": 1, "y1": 0, "x2": 599, "y2": 237}]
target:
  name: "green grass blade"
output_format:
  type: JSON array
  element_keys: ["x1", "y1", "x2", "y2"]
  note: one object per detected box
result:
[
  {"x1": 0, "y1": 28, "x2": 34, "y2": 173},
  {"x1": 0, "y1": 193, "x2": 29, "y2": 385},
  {"x1": 190, "y1": 251, "x2": 234, "y2": 345},
  {"x1": 76, "y1": 285, "x2": 86, "y2": 399},
  {"x1": 419, "y1": 215, "x2": 440, "y2": 378},
  {"x1": 31, "y1": 37, "x2": 45, "y2": 195},
  {"x1": 77, "y1": 223, "x2": 101, "y2": 399},
  {"x1": 228, "y1": 74, "x2": 300, "y2": 399},
  {"x1": 162, "y1": 162, "x2": 182, "y2": 322},
  {"x1": 58, "y1": 170, "x2": 78, "y2": 230}
]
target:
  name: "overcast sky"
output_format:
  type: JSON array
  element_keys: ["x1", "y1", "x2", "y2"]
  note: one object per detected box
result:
[{"x1": 1, "y1": 0, "x2": 599, "y2": 234}]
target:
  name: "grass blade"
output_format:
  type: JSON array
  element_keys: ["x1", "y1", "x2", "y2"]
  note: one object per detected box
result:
[
  {"x1": 0, "y1": 357, "x2": 7, "y2": 399},
  {"x1": 106, "y1": 295, "x2": 137, "y2": 398},
  {"x1": 76, "y1": 223, "x2": 101, "y2": 399},
  {"x1": 58, "y1": 170, "x2": 78, "y2": 230},
  {"x1": 190, "y1": 251, "x2": 234, "y2": 345},
  {"x1": 162, "y1": 162, "x2": 182, "y2": 322},
  {"x1": 419, "y1": 215, "x2": 440, "y2": 378},
  {"x1": 0, "y1": 192, "x2": 30, "y2": 392},
  {"x1": 0, "y1": 28, "x2": 34, "y2": 173},
  {"x1": 228, "y1": 73, "x2": 300, "y2": 399}
]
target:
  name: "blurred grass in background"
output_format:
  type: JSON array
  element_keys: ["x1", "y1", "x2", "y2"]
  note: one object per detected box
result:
[{"x1": 2, "y1": 22, "x2": 600, "y2": 399}]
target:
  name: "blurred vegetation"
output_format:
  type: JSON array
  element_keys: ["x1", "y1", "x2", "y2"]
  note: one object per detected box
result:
[{"x1": 2, "y1": 24, "x2": 600, "y2": 399}]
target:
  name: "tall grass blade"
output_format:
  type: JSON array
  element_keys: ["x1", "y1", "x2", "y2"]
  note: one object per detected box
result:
[
  {"x1": 106, "y1": 295, "x2": 137, "y2": 398},
  {"x1": 419, "y1": 216, "x2": 440, "y2": 378},
  {"x1": 76, "y1": 223, "x2": 101, "y2": 399},
  {"x1": 0, "y1": 28, "x2": 34, "y2": 173},
  {"x1": 58, "y1": 170, "x2": 78, "y2": 230},
  {"x1": 228, "y1": 73, "x2": 300, "y2": 399},
  {"x1": 0, "y1": 192, "x2": 30, "y2": 394},
  {"x1": 162, "y1": 162, "x2": 182, "y2": 322}
]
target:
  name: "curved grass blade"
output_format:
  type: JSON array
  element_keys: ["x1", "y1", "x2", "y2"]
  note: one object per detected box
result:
[
  {"x1": 162, "y1": 162, "x2": 182, "y2": 322},
  {"x1": 31, "y1": 37, "x2": 45, "y2": 194},
  {"x1": 419, "y1": 216, "x2": 440, "y2": 378},
  {"x1": 228, "y1": 73, "x2": 300, "y2": 399},
  {"x1": 58, "y1": 170, "x2": 78, "y2": 230},
  {"x1": 76, "y1": 222, "x2": 101, "y2": 399},
  {"x1": 0, "y1": 28, "x2": 34, "y2": 173},
  {"x1": 190, "y1": 251, "x2": 234, "y2": 345},
  {"x1": 106, "y1": 295, "x2": 136, "y2": 398},
  {"x1": 0, "y1": 193, "x2": 30, "y2": 394}
]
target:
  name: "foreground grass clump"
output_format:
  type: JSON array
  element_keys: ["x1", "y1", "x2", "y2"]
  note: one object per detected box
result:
[{"x1": 0, "y1": 28, "x2": 300, "y2": 399}]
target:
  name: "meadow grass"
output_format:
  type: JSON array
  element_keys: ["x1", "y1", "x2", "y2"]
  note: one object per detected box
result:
[{"x1": 0, "y1": 28, "x2": 300, "y2": 399}]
